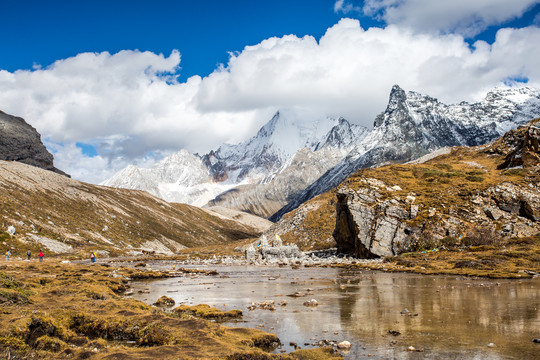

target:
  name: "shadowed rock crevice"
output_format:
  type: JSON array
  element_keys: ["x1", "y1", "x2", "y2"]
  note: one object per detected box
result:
[{"x1": 333, "y1": 193, "x2": 373, "y2": 258}]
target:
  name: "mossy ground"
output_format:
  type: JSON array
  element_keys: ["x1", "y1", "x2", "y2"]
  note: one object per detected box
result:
[
  {"x1": 0, "y1": 260, "x2": 342, "y2": 359},
  {"x1": 174, "y1": 304, "x2": 243, "y2": 320},
  {"x1": 335, "y1": 235, "x2": 540, "y2": 278}
]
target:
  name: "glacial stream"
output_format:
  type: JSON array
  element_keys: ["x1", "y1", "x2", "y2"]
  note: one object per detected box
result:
[{"x1": 129, "y1": 264, "x2": 540, "y2": 359}]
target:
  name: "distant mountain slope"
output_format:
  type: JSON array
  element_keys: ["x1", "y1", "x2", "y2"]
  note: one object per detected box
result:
[
  {"x1": 0, "y1": 110, "x2": 68, "y2": 176},
  {"x1": 0, "y1": 160, "x2": 264, "y2": 256},
  {"x1": 103, "y1": 111, "x2": 368, "y2": 215},
  {"x1": 262, "y1": 119, "x2": 540, "y2": 255},
  {"x1": 271, "y1": 85, "x2": 540, "y2": 221}
]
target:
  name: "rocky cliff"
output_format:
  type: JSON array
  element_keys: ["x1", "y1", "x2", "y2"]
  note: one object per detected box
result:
[
  {"x1": 262, "y1": 119, "x2": 540, "y2": 258},
  {"x1": 0, "y1": 110, "x2": 68, "y2": 176}
]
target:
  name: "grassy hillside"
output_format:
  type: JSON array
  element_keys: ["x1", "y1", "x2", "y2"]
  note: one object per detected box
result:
[{"x1": 0, "y1": 160, "x2": 262, "y2": 258}]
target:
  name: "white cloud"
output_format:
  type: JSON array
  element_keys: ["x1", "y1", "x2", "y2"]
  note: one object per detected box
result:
[
  {"x1": 0, "y1": 20, "x2": 539, "y2": 183},
  {"x1": 334, "y1": 0, "x2": 361, "y2": 14},
  {"x1": 361, "y1": 0, "x2": 540, "y2": 37}
]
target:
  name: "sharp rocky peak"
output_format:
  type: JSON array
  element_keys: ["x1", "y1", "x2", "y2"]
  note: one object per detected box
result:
[{"x1": 272, "y1": 84, "x2": 540, "y2": 221}]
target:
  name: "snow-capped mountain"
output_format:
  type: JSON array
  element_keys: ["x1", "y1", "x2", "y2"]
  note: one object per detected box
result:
[
  {"x1": 102, "y1": 111, "x2": 368, "y2": 209},
  {"x1": 102, "y1": 149, "x2": 235, "y2": 207},
  {"x1": 202, "y1": 111, "x2": 367, "y2": 184},
  {"x1": 271, "y1": 85, "x2": 540, "y2": 221}
]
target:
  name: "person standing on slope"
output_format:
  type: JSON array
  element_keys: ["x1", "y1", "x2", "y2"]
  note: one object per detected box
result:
[{"x1": 38, "y1": 250, "x2": 44, "y2": 262}]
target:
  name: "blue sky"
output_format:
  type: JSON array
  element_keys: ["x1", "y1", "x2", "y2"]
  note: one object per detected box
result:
[
  {"x1": 3, "y1": 1, "x2": 538, "y2": 79},
  {"x1": 1, "y1": 1, "x2": 372, "y2": 79},
  {"x1": 1, "y1": 0, "x2": 540, "y2": 183}
]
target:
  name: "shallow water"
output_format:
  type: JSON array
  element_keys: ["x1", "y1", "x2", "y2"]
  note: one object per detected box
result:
[{"x1": 129, "y1": 264, "x2": 540, "y2": 359}]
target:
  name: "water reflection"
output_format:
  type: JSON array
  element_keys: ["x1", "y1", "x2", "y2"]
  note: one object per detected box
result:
[
  {"x1": 334, "y1": 269, "x2": 540, "y2": 358},
  {"x1": 130, "y1": 264, "x2": 540, "y2": 359}
]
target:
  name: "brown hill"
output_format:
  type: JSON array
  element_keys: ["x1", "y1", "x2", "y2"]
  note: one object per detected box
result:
[{"x1": 0, "y1": 160, "x2": 263, "y2": 257}]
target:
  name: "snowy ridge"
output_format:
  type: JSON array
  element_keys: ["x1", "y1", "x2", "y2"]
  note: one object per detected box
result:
[
  {"x1": 103, "y1": 110, "x2": 368, "y2": 206},
  {"x1": 271, "y1": 85, "x2": 540, "y2": 221},
  {"x1": 203, "y1": 110, "x2": 367, "y2": 184}
]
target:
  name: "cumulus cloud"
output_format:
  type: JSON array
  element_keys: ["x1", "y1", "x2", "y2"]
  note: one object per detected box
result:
[
  {"x1": 0, "y1": 50, "x2": 272, "y2": 180},
  {"x1": 360, "y1": 0, "x2": 540, "y2": 37},
  {"x1": 0, "y1": 19, "x2": 539, "y2": 183},
  {"x1": 195, "y1": 19, "x2": 540, "y2": 120}
]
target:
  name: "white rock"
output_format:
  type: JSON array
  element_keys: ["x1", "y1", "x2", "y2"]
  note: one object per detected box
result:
[
  {"x1": 337, "y1": 341, "x2": 351, "y2": 350},
  {"x1": 7, "y1": 226, "x2": 15, "y2": 235},
  {"x1": 303, "y1": 299, "x2": 318, "y2": 307}
]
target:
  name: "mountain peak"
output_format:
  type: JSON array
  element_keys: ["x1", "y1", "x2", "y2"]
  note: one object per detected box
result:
[
  {"x1": 256, "y1": 111, "x2": 282, "y2": 139},
  {"x1": 387, "y1": 84, "x2": 407, "y2": 108}
]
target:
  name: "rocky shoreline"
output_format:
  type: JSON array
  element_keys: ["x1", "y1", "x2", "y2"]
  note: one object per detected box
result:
[{"x1": 111, "y1": 235, "x2": 540, "y2": 280}]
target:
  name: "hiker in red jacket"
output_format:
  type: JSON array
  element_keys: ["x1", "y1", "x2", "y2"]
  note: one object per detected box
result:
[{"x1": 38, "y1": 250, "x2": 44, "y2": 262}]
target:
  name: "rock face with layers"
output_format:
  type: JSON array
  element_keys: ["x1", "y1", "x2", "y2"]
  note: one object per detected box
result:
[
  {"x1": 332, "y1": 122, "x2": 540, "y2": 258},
  {"x1": 333, "y1": 179, "x2": 411, "y2": 258},
  {"x1": 0, "y1": 110, "x2": 68, "y2": 176}
]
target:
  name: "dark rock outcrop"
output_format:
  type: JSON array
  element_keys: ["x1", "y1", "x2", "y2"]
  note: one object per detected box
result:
[
  {"x1": 332, "y1": 179, "x2": 411, "y2": 258},
  {"x1": 0, "y1": 110, "x2": 68, "y2": 176}
]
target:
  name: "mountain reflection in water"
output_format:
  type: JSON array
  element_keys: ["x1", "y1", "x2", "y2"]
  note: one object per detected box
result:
[{"x1": 130, "y1": 264, "x2": 540, "y2": 359}]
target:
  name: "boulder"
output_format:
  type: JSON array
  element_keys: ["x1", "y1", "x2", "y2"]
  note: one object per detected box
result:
[
  {"x1": 488, "y1": 183, "x2": 540, "y2": 222},
  {"x1": 337, "y1": 341, "x2": 351, "y2": 350},
  {"x1": 484, "y1": 207, "x2": 504, "y2": 221}
]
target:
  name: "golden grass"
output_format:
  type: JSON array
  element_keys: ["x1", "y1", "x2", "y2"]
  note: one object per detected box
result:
[{"x1": 343, "y1": 235, "x2": 540, "y2": 278}]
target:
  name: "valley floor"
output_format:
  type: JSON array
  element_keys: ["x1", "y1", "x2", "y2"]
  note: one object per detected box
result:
[
  {"x1": 0, "y1": 259, "x2": 342, "y2": 360},
  {"x1": 1, "y1": 235, "x2": 538, "y2": 359},
  {"x1": 169, "y1": 235, "x2": 540, "y2": 279}
]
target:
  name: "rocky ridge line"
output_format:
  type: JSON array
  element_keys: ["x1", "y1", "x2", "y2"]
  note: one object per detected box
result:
[{"x1": 0, "y1": 110, "x2": 68, "y2": 176}]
